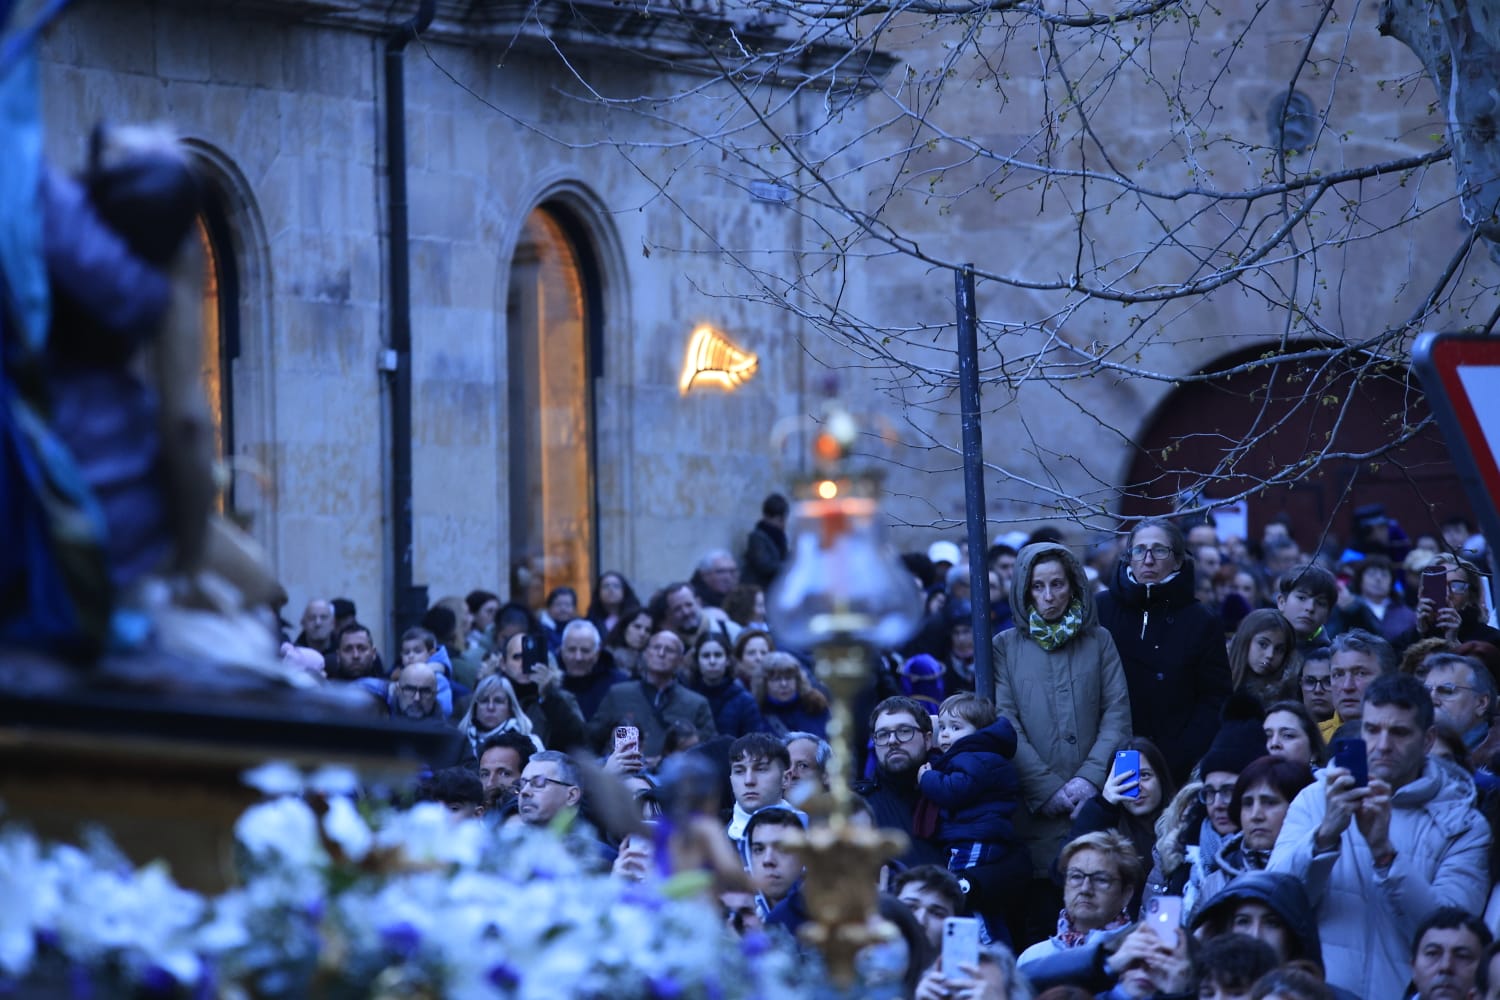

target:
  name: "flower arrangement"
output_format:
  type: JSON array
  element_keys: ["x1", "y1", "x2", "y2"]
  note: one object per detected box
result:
[{"x1": 0, "y1": 763, "x2": 815, "y2": 999}]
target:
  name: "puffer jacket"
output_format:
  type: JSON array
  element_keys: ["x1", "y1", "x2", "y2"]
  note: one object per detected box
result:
[
  {"x1": 993, "y1": 542, "x2": 1133, "y2": 874},
  {"x1": 1267, "y1": 756, "x2": 1490, "y2": 998},
  {"x1": 918, "y1": 716, "x2": 1022, "y2": 846},
  {"x1": 1095, "y1": 558, "x2": 1232, "y2": 785}
]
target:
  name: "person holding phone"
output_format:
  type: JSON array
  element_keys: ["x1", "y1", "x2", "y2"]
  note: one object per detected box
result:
[
  {"x1": 499, "y1": 630, "x2": 588, "y2": 751},
  {"x1": 1267, "y1": 673, "x2": 1489, "y2": 998},
  {"x1": 1399, "y1": 554, "x2": 1500, "y2": 650},
  {"x1": 1066, "y1": 738, "x2": 1175, "y2": 917}
]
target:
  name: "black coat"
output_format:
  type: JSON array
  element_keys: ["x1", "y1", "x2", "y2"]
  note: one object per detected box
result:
[
  {"x1": 854, "y1": 767, "x2": 947, "y2": 869},
  {"x1": 1095, "y1": 559, "x2": 1233, "y2": 785}
]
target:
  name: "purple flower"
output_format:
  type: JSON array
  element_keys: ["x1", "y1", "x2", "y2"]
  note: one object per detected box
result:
[
  {"x1": 648, "y1": 974, "x2": 683, "y2": 999},
  {"x1": 139, "y1": 964, "x2": 177, "y2": 995},
  {"x1": 487, "y1": 963, "x2": 521, "y2": 989},
  {"x1": 302, "y1": 897, "x2": 326, "y2": 923},
  {"x1": 740, "y1": 931, "x2": 772, "y2": 959},
  {"x1": 68, "y1": 963, "x2": 94, "y2": 1000},
  {"x1": 619, "y1": 886, "x2": 661, "y2": 911},
  {"x1": 379, "y1": 921, "x2": 422, "y2": 958}
]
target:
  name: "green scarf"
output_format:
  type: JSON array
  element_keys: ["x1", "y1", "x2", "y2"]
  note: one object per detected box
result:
[{"x1": 1028, "y1": 598, "x2": 1084, "y2": 651}]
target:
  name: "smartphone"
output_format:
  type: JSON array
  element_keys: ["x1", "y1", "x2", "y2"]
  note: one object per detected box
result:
[
  {"x1": 521, "y1": 633, "x2": 548, "y2": 674},
  {"x1": 1422, "y1": 568, "x2": 1449, "y2": 605},
  {"x1": 614, "y1": 726, "x2": 639, "y2": 754},
  {"x1": 1144, "y1": 896, "x2": 1182, "y2": 945},
  {"x1": 1113, "y1": 749, "x2": 1141, "y2": 799},
  {"x1": 942, "y1": 916, "x2": 980, "y2": 975},
  {"x1": 1331, "y1": 738, "x2": 1368, "y2": 787}
]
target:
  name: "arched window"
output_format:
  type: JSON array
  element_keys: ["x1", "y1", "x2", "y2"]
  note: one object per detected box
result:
[
  {"x1": 506, "y1": 204, "x2": 602, "y2": 610},
  {"x1": 194, "y1": 191, "x2": 239, "y2": 491}
]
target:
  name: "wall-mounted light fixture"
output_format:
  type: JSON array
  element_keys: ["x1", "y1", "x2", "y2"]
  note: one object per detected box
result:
[{"x1": 678, "y1": 324, "x2": 758, "y2": 395}]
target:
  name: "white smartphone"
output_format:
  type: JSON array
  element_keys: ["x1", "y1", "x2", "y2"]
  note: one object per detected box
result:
[
  {"x1": 614, "y1": 726, "x2": 639, "y2": 754},
  {"x1": 1145, "y1": 895, "x2": 1183, "y2": 945},
  {"x1": 942, "y1": 916, "x2": 980, "y2": 975}
]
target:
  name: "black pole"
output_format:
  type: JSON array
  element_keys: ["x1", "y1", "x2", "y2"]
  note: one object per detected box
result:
[
  {"x1": 955, "y1": 264, "x2": 994, "y2": 701},
  {"x1": 383, "y1": 0, "x2": 436, "y2": 644}
]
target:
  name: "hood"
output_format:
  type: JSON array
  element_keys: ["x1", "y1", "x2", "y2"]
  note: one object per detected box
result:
[
  {"x1": 1190, "y1": 870, "x2": 1322, "y2": 965},
  {"x1": 1010, "y1": 542, "x2": 1097, "y2": 629},
  {"x1": 1390, "y1": 755, "x2": 1478, "y2": 829},
  {"x1": 943, "y1": 716, "x2": 1018, "y2": 760},
  {"x1": 1106, "y1": 553, "x2": 1199, "y2": 611}
]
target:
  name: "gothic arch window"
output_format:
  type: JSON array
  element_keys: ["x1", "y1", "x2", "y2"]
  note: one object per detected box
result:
[
  {"x1": 181, "y1": 141, "x2": 274, "y2": 551},
  {"x1": 506, "y1": 202, "x2": 604, "y2": 611},
  {"x1": 195, "y1": 191, "x2": 239, "y2": 471}
]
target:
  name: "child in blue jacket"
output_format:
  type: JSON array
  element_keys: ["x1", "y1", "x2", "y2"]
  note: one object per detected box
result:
[{"x1": 917, "y1": 692, "x2": 1024, "y2": 942}]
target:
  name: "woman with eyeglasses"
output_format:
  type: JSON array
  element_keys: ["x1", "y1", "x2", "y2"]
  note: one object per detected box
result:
[
  {"x1": 455, "y1": 674, "x2": 543, "y2": 763},
  {"x1": 753, "y1": 651, "x2": 830, "y2": 739},
  {"x1": 1399, "y1": 554, "x2": 1500, "y2": 650},
  {"x1": 1095, "y1": 518, "x2": 1234, "y2": 787},
  {"x1": 993, "y1": 541, "x2": 1132, "y2": 940}
]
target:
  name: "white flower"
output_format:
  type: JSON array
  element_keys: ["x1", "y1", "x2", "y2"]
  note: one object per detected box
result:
[
  {"x1": 241, "y1": 761, "x2": 305, "y2": 797},
  {"x1": 234, "y1": 797, "x2": 327, "y2": 868},
  {"x1": 321, "y1": 796, "x2": 371, "y2": 862},
  {"x1": 306, "y1": 765, "x2": 360, "y2": 798}
]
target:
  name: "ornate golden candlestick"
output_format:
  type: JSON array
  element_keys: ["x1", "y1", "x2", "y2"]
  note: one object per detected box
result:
[{"x1": 766, "y1": 402, "x2": 921, "y2": 987}]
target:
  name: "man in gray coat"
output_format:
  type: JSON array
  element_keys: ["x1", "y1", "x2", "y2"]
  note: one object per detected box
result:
[{"x1": 1268, "y1": 673, "x2": 1489, "y2": 998}]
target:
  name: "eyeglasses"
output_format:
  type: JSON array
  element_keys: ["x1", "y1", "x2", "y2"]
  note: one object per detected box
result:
[
  {"x1": 1129, "y1": 544, "x2": 1173, "y2": 561},
  {"x1": 399, "y1": 684, "x2": 436, "y2": 698},
  {"x1": 1199, "y1": 784, "x2": 1236, "y2": 804},
  {"x1": 1301, "y1": 675, "x2": 1332, "y2": 691},
  {"x1": 872, "y1": 724, "x2": 922, "y2": 746},
  {"x1": 1426, "y1": 683, "x2": 1476, "y2": 699},
  {"x1": 1064, "y1": 869, "x2": 1119, "y2": 891},
  {"x1": 518, "y1": 775, "x2": 575, "y2": 791},
  {"x1": 1448, "y1": 581, "x2": 1472, "y2": 594}
]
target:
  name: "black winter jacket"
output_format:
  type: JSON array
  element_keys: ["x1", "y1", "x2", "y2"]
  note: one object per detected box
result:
[{"x1": 1095, "y1": 560, "x2": 1232, "y2": 785}]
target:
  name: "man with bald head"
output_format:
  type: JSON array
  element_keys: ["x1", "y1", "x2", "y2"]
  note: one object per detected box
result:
[
  {"x1": 295, "y1": 598, "x2": 335, "y2": 654},
  {"x1": 393, "y1": 661, "x2": 441, "y2": 721}
]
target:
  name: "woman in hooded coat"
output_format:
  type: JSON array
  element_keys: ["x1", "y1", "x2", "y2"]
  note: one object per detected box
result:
[{"x1": 993, "y1": 541, "x2": 1133, "y2": 935}]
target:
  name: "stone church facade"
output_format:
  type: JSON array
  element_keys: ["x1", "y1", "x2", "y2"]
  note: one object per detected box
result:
[{"x1": 33, "y1": 0, "x2": 1485, "y2": 647}]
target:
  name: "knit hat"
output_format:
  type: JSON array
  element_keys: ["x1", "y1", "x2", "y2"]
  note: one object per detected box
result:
[{"x1": 1199, "y1": 692, "x2": 1267, "y2": 777}]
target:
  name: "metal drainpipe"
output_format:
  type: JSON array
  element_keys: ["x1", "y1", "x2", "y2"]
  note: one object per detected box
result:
[{"x1": 383, "y1": 0, "x2": 436, "y2": 641}]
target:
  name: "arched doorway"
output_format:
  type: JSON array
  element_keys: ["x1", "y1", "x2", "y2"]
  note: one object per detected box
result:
[
  {"x1": 1120, "y1": 342, "x2": 1468, "y2": 553},
  {"x1": 506, "y1": 203, "x2": 602, "y2": 611}
]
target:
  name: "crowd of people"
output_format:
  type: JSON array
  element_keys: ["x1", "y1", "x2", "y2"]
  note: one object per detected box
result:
[{"x1": 278, "y1": 496, "x2": 1500, "y2": 1000}]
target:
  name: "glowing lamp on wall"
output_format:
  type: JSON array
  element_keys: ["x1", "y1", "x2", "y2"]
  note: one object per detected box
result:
[{"x1": 679, "y1": 324, "x2": 758, "y2": 395}]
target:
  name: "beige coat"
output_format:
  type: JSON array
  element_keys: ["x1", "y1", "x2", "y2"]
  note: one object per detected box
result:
[{"x1": 993, "y1": 542, "x2": 1134, "y2": 874}]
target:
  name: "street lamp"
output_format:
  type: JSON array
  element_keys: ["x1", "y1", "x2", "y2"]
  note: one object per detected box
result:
[{"x1": 765, "y1": 400, "x2": 922, "y2": 987}]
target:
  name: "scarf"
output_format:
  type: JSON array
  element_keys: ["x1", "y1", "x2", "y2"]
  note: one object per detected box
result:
[
  {"x1": 1028, "y1": 598, "x2": 1085, "y2": 651},
  {"x1": 1054, "y1": 906, "x2": 1131, "y2": 949}
]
